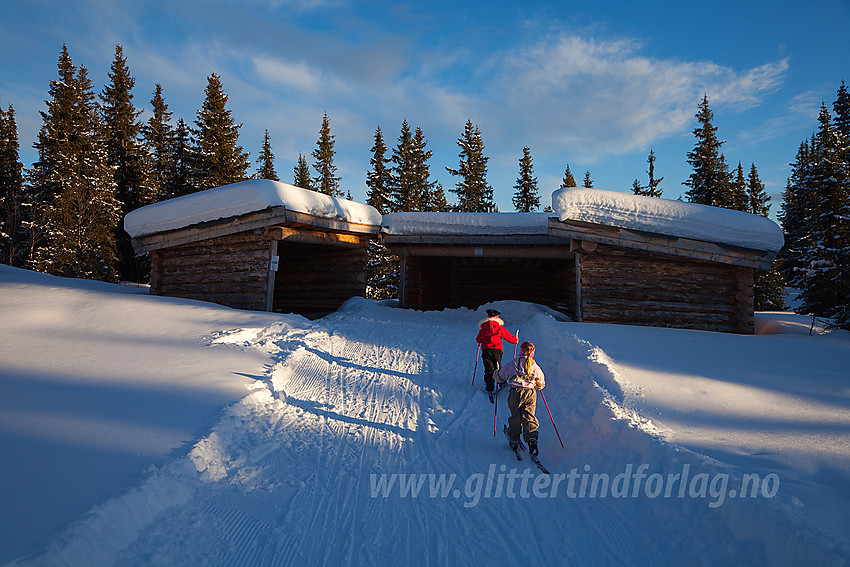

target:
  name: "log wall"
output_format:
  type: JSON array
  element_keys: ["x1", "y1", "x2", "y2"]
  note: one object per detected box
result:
[
  {"x1": 150, "y1": 231, "x2": 272, "y2": 311},
  {"x1": 149, "y1": 229, "x2": 371, "y2": 316},
  {"x1": 578, "y1": 243, "x2": 755, "y2": 333}
]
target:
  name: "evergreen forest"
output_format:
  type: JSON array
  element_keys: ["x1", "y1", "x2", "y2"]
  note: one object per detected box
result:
[{"x1": 1, "y1": 45, "x2": 847, "y2": 328}]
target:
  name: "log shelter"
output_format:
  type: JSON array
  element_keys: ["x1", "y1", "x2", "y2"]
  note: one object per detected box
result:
[
  {"x1": 131, "y1": 206, "x2": 381, "y2": 318},
  {"x1": 381, "y1": 215, "x2": 779, "y2": 334}
]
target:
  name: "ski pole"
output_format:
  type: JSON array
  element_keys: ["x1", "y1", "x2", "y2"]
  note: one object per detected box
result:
[
  {"x1": 513, "y1": 329, "x2": 519, "y2": 358},
  {"x1": 539, "y1": 391, "x2": 564, "y2": 448},
  {"x1": 493, "y1": 384, "x2": 498, "y2": 437},
  {"x1": 472, "y1": 344, "x2": 480, "y2": 387}
]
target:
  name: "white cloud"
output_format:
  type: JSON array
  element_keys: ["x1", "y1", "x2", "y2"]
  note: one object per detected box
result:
[
  {"x1": 484, "y1": 35, "x2": 790, "y2": 161},
  {"x1": 738, "y1": 89, "x2": 822, "y2": 146},
  {"x1": 253, "y1": 56, "x2": 322, "y2": 92}
]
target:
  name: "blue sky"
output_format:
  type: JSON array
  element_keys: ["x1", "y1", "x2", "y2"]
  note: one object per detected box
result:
[{"x1": 1, "y1": 0, "x2": 848, "y2": 219}]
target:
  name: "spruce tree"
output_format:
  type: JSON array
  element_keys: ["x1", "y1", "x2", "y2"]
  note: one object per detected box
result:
[
  {"x1": 685, "y1": 95, "x2": 732, "y2": 206},
  {"x1": 753, "y1": 262, "x2": 787, "y2": 311},
  {"x1": 446, "y1": 120, "x2": 495, "y2": 212},
  {"x1": 645, "y1": 150, "x2": 663, "y2": 197},
  {"x1": 833, "y1": 81, "x2": 850, "y2": 327},
  {"x1": 365, "y1": 238, "x2": 399, "y2": 300},
  {"x1": 365, "y1": 126, "x2": 393, "y2": 214},
  {"x1": 632, "y1": 150, "x2": 665, "y2": 197},
  {"x1": 364, "y1": 125, "x2": 397, "y2": 300},
  {"x1": 0, "y1": 103, "x2": 25, "y2": 266},
  {"x1": 293, "y1": 153, "x2": 313, "y2": 190},
  {"x1": 163, "y1": 118, "x2": 198, "y2": 197},
  {"x1": 411, "y1": 126, "x2": 436, "y2": 211},
  {"x1": 729, "y1": 162, "x2": 749, "y2": 211},
  {"x1": 743, "y1": 163, "x2": 786, "y2": 310},
  {"x1": 426, "y1": 181, "x2": 449, "y2": 212},
  {"x1": 194, "y1": 73, "x2": 250, "y2": 191},
  {"x1": 779, "y1": 140, "x2": 817, "y2": 284},
  {"x1": 100, "y1": 45, "x2": 150, "y2": 281},
  {"x1": 583, "y1": 171, "x2": 593, "y2": 188},
  {"x1": 101, "y1": 45, "x2": 149, "y2": 211},
  {"x1": 391, "y1": 121, "x2": 436, "y2": 212},
  {"x1": 254, "y1": 129, "x2": 278, "y2": 180},
  {"x1": 29, "y1": 48, "x2": 119, "y2": 280},
  {"x1": 141, "y1": 84, "x2": 175, "y2": 201},
  {"x1": 747, "y1": 164, "x2": 770, "y2": 217},
  {"x1": 793, "y1": 103, "x2": 848, "y2": 324},
  {"x1": 312, "y1": 112, "x2": 342, "y2": 197},
  {"x1": 781, "y1": 86, "x2": 850, "y2": 327},
  {"x1": 560, "y1": 164, "x2": 577, "y2": 188},
  {"x1": 512, "y1": 146, "x2": 540, "y2": 212},
  {"x1": 391, "y1": 120, "x2": 416, "y2": 211},
  {"x1": 833, "y1": 80, "x2": 850, "y2": 138},
  {"x1": 25, "y1": 45, "x2": 78, "y2": 269}
]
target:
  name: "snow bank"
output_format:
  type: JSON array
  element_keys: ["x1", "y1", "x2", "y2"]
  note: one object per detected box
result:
[
  {"x1": 5, "y1": 266, "x2": 848, "y2": 566},
  {"x1": 123, "y1": 179, "x2": 382, "y2": 238},
  {"x1": 552, "y1": 187, "x2": 785, "y2": 252},
  {"x1": 0, "y1": 264, "x2": 285, "y2": 564},
  {"x1": 382, "y1": 212, "x2": 550, "y2": 235}
]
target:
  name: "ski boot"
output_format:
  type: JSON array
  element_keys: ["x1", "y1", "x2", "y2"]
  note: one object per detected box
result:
[{"x1": 527, "y1": 438, "x2": 539, "y2": 458}]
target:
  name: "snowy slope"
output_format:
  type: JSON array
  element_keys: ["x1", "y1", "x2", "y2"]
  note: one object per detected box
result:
[
  {"x1": 2, "y1": 266, "x2": 849, "y2": 566},
  {"x1": 0, "y1": 265, "x2": 287, "y2": 563}
]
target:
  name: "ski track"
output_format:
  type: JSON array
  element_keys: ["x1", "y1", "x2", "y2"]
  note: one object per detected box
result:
[
  {"x1": 20, "y1": 300, "x2": 846, "y2": 567},
  {"x1": 114, "y1": 308, "x2": 693, "y2": 566}
]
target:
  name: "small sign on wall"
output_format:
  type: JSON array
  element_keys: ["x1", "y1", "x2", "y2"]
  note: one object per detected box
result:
[{"x1": 270, "y1": 255, "x2": 280, "y2": 272}]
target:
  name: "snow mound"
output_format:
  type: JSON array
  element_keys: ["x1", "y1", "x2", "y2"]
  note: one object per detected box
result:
[
  {"x1": 552, "y1": 187, "x2": 785, "y2": 252},
  {"x1": 124, "y1": 179, "x2": 382, "y2": 238},
  {"x1": 382, "y1": 212, "x2": 551, "y2": 235}
]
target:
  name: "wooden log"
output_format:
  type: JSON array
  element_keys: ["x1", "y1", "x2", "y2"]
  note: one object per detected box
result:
[
  {"x1": 549, "y1": 220, "x2": 776, "y2": 270},
  {"x1": 149, "y1": 250, "x2": 163, "y2": 293},
  {"x1": 583, "y1": 307, "x2": 734, "y2": 327},
  {"x1": 137, "y1": 207, "x2": 380, "y2": 252},
  {"x1": 158, "y1": 272, "x2": 267, "y2": 285},
  {"x1": 582, "y1": 297, "x2": 736, "y2": 314},
  {"x1": 158, "y1": 282, "x2": 269, "y2": 296},
  {"x1": 267, "y1": 226, "x2": 365, "y2": 247}
]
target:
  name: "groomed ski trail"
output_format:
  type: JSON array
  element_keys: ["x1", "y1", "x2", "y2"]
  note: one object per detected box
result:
[
  {"x1": 111, "y1": 302, "x2": 670, "y2": 566},
  {"x1": 18, "y1": 299, "x2": 844, "y2": 567}
]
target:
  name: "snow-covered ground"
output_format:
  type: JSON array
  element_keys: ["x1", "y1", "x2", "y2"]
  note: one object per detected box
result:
[{"x1": 1, "y1": 264, "x2": 848, "y2": 566}]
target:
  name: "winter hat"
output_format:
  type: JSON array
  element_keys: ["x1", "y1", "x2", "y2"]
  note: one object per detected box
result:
[{"x1": 486, "y1": 309, "x2": 501, "y2": 318}]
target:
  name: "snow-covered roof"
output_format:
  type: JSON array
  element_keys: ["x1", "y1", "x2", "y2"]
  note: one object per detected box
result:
[
  {"x1": 552, "y1": 187, "x2": 785, "y2": 252},
  {"x1": 382, "y1": 212, "x2": 551, "y2": 235},
  {"x1": 124, "y1": 179, "x2": 382, "y2": 238}
]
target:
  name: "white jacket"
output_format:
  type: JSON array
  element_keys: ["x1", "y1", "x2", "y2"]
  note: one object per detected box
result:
[{"x1": 495, "y1": 355, "x2": 545, "y2": 390}]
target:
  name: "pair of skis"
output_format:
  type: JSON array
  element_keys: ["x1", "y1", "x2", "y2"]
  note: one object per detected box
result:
[{"x1": 503, "y1": 424, "x2": 549, "y2": 474}]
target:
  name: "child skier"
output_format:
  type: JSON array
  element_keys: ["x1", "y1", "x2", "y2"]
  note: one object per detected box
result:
[
  {"x1": 495, "y1": 341, "x2": 545, "y2": 458},
  {"x1": 476, "y1": 309, "x2": 518, "y2": 403}
]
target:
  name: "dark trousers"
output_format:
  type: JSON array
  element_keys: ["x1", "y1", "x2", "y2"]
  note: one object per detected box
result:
[
  {"x1": 507, "y1": 387, "x2": 539, "y2": 444},
  {"x1": 481, "y1": 348, "x2": 502, "y2": 392}
]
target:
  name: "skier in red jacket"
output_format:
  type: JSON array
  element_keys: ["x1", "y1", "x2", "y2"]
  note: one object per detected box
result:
[{"x1": 476, "y1": 309, "x2": 518, "y2": 403}]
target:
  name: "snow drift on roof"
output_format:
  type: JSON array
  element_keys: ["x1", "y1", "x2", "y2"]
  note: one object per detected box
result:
[
  {"x1": 552, "y1": 187, "x2": 785, "y2": 252},
  {"x1": 124, "y1": 179, "x2": 382, "y2": 238},
  {"x1": 382, "y1": 212, "x2": 551, "y2": 235}
]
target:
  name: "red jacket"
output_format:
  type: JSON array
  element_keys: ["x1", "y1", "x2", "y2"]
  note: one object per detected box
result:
[{"x1": 476, "y1": 317, "x2": 518, "y2": 350}]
